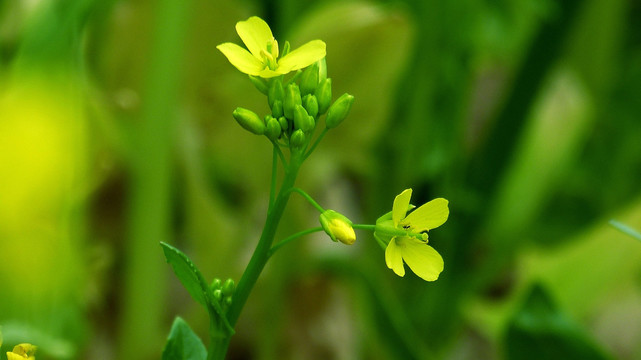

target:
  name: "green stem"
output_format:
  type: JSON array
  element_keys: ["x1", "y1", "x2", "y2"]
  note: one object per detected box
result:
[
  {"x1": 289, "y1": 187, "x2": 325, "y2": 213},
  {"x1": 352, "y1": 224, "x2": 376, "y2": 231},
  {"x1": 208, "y1": 153, "x2": 303, "y2": 359},
  {"x1": 268, "y1": 227, "x2": 324, "y2": 257},
  {"x1": 269, "y1": 145, "x2": 278, "y2": 209},
  {"x1": 304, "y1": 127, "x2": 328, "y2": 160}
]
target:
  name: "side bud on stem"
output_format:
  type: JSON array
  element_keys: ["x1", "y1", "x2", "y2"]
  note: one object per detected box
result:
[
  {"x1": 232, "y1": 107, "x2": 265, "y2": 135},
  {"x1": 315, "y1": 78, "x2": 332, "y2": 115},
  {"x1": 325, "y1": 93, "x2": 354, "y2": 129},
  {"x1": 319, "y1": 210, "x2": 356, "y2": 245}
]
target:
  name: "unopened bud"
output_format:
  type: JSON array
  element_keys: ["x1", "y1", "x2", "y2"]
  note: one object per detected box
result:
[
  {"x1": 319, "y1": 210, "x2": 356, "y2": 245},
  {"x1": 290, "y1": 129, "x2": 305, "y2": 148},
  {"x1": 265, "y1": 116, "x2": 282, "y2": 140},
  {"x1": 210, "y1": 278, "x2": 222, "y2": 290},
  {"x1": 300, "y1": 63, "x2": 319, "y2": 96},
  {"x1": 271, "y1": 99, "x2": 284, "y2": 118},
  {"x1": 278, "y1": 116, "x2": 289, "y2": 132},
  {"x1": 325, "y1": 93, "x2": 354, "y2": 129},
  {"x1": 232, "y1": 107, "x2": 265, "y2": 135},
  {"x1": 222, "y1": 278, "x2": 235, "y2": 296},
  {"x1": 314, "y1": 78, "x2": 332, "y2": 115},
  {"x1": 268, "y1": 78, "x2": 285, "y2": 108},
  {"x1": 303, "y1": 94, "x2": 319, "y2": 118},
  {"x1": 294, "y1": 105, "x2": 314, "y2": 132},
  {"x1": 213, "y1": 289, "x2": 223, "y2": 302},
  {"x1": 283, "y1": 83, "x2": 302, "y2": 120}
]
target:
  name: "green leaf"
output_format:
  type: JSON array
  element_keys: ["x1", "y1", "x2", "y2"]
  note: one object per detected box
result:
[
  {"x1": 161, "y1": 242, "x2": 209, "y2": 307},
  {"x1": 161, "y1": 317, "x2": 207, "y2": 360},
  {"x1": 160, "y1": 242, "x2": 234, "y2": 335},
  {"x1": 504, "y1": 284, "x2": 613, "y2": 360}
]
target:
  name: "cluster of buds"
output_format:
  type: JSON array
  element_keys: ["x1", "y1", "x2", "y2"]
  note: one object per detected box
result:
[
  {"x1": 210, "y1": 277, "x2": 235, "y2": 313},
  {"x1": 231, "y1": 61, "x2": 354, "y2": 151}
]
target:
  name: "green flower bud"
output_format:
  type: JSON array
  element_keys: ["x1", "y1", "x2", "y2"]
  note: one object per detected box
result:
[
  {"x1": 303, "y1": 94, "x2": 319, "y2": 118},
  {"x1": 232, "y1": 107, "x2": 265, "y2": 135},
  {"x1": 210, "y1": 278, "x2": 222, "y2": 290},
  {"x1": 294, "y1": 104, "x2": 314, "y2": 132},
  {"x1": 300, "y1": 63, "x2": 319, "y2": 96},
  {"x1": 290, "y1": 129, "x2": 305, "y2": 148},
  {"x1": 271, "y1": 99, "x2": 284, "y2": 118},
  {"x1": 224, "y1": 297, "x2": 233, "y2": 307},
  {"x1": 249, "y1": 75, "x2": 268, "y2": 95},
  {"x1": 325, "y1": 93, "x2": 354, "y2": 129},
  {"x1": 268, "y1": 78, "x2": 285, "y2": 109},
  {"x1": 283, "y1": 83, "x2": 301, "y2": 120},
  {"x1": 265, "y1": 116, "x2": 281, "y2": 140},
  {"x1": 318, "y1": 58, "x2": 327, "y2": 82},
  {"x1": 213, "y1": 289, "x2": 223, "y2": 302},
  {"x1": 222, "y1": 278, "x2": 235, "y2": 296},
  {"x1": 314, "y1": 78, "x2": 332, "y2": 115},
  {"x1": 282, "y1": 41, "x2": 291, "y2": 57},
  {"x1": 319, "y1": 210, "x2": 356, "y2": 245},
  {"x1": 278, "y1": 116, "x2": 289, "y2": 132}
]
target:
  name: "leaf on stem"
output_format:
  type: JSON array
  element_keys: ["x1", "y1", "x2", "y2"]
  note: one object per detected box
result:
[{"x1": 161, "y1": 317, "x2": 207, "y2": 360}]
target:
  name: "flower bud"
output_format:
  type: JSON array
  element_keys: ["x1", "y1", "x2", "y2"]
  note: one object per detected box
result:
[
  {"x1": 290, "y1": 129, "x2": 305, "y2": 148},
  {"x1": 303, "y1": 94, "x2": 319, "y2": 118},
  {"x1": 271, "y1": 99, "x2": 284, "y2": 118},
  {"x1": 294, "y1": 105, "x2": 314, "y2": 132},
  {"x1": 283, "y1": 83, "x2": 302, "y2": 120},
  {"x1": 268, "y1": 78, "x2": 285, "y2": 109},
  {"x1": 232, "y1": 107, "x2": 265, "y2": 135},
  {"x1": 210, "y1": 278, "x2": 222, "y2": 290},
  {"x1": 325, "y1": 93, "x2": 354, "y2": 129},
  {"x1": 213, "y1": 289, "x2": 223, "y2": 302},
  {"x1": 249, "y1": 75, "x2": 268, "y2": 95},
  {"x1": 300, "y1": 63, "x2": 319, "y2": 96},
  {"x1": 278, "y1": 116, "x2": 289, "y2": 132},
  {"x1": 222, "y1": 278, "x2": 235, "y2": 296},
  {"x1": 319, "y1": 210, "x2": 356, "y2": 245},
  {"x1": 265, "y1": 116, "x2": 281, "y2": 140},
  {"x1": 314, "y1": 78, "x2": 332, "y2": 115}
]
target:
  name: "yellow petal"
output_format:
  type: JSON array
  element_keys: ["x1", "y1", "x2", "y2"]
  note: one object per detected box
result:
[
  {"x1": 235, "y1": 16, "x2": 273, "y2": 59},
  {"x1": 385, "y1": 237, "x2": 405, "y2": 277},
  {"x1": 392, "y1": 189, "x2": 412, "y2": 227},
  {"x1": 217, "y1": 43, "x2": 265, "y2": 75},
  {"x1": 401, "y1": 198, "x2": 449, "y2": 232},
  {"x1": 400, "y1": 238, "x2": 443, "y2": 281},
  {"x1": 277, "y1": 40, "x2": 326, "y2": 72}
]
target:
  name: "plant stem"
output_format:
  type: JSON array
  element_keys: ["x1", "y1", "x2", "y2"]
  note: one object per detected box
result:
[
  {"x1": 208, "y1": 153, "x2": 303, "y2": 359},
  {"x1": 268, "y1": 227, "x2": 324, "y2": 257},
  {"x1": 289, "y1": 187, "x2": 325, "y2": 213}
]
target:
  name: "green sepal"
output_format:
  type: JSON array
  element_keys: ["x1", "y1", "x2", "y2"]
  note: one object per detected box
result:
[
  {"x1": 299, "y1": 62, "x2": 319, "y2": 96},
  {"x1": 265, "y1": 116, "x2": 282, "y2": 140},
  {"x1": 232, "y1": 107, "x2": 265, "y2": 135},
  {"x1": 278, "y1": 116, "x2": 288, "y2": 132},
  {"x1": 271, "y1": 99, "x2": 284, "y2": 118},
  {"x1": 293, "y1": 104, "x2": 314, "y2": 132},
  {"x1": 303, "y1": 94, "x2": 319, "y2": 118},
  {"x1": 290, "y1": 129, "x2": 305, "y2": 148},
  {"x1": 314, "y1": 78, "x2": 332, "y2": 115},
  {"x1": 283, "y1": 83, "x2": 302, "y2": 120},
  {"x1": 161, "y1": 317, "x2": 207, "y2": 360},
  {"x1": 281, "y1": 40, "x2": 291, "y2": 57},
  {"x1": 325, "y1": 93, "x2": 354, "y2": 129},
  {"x1": 160, "y1": 242, "x2": 234, "y2": 334},
  {"x1": 268, "y1": 78, "x2": 285, "y2": 109},
  {"x1": 248, "y1": 75, "x2": 268, "y2": 95}
]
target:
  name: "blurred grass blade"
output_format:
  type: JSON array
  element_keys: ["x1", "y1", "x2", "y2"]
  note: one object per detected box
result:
[
  {"x1": 609, "y1": 220, "x2": 641, "y2": 242},
  {"x1": 505, "y1": 284, "x2": 613, "y2": 360}
]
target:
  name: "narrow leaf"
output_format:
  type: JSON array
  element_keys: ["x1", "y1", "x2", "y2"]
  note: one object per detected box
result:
[
  {"x1": 609, "y1": 220, "x2": 641, "y2": 242},
  {"x1": 161, "y1": 242, "x2": 208, "y2": 306}
]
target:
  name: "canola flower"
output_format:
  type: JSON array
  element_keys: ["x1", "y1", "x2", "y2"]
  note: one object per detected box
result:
[
  {"x1": 217, "y1": 16, "x2": 326, "y2": 78},
  {"x1": 6, "y1": 344, "x2": 37, "y2": 360},
  {"x1": 374, "y1": 189, "x2": 449, "y2": 281}
]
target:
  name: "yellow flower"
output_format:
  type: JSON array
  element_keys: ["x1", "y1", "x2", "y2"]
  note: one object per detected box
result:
[
  {"x1": 7, "y1": 343, "x2": 37, "y2": 360},
  {"x1": 374, "y1": 189, "x2": 449, "y2": 281},
  {"x1": 217, "y1": 16, "x2": 326, "y2": 78}
]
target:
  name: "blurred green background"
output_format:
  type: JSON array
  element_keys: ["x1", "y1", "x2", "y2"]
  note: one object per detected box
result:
[{"x1": 1, "y1": 0, "x2": 640, "y2": 359}]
